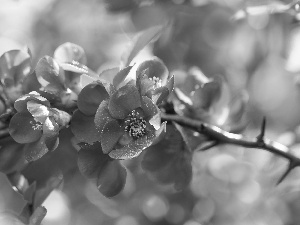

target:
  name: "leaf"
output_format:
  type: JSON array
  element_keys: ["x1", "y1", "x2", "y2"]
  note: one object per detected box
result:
[
  {"x1": 54, "y1": 42, "x2": 87, "y2": 64},
  {"x1": 70, "y1": 110, "x2": 100, "y2": 144},
  {"x1": 121, "y1": 25, "x2": 164, "y2": 67},
  {"x1": 112, "y1": 66, "x2": 133, "y2": 88},
  {"x1": 142, "y1": 124, "x2": 192, "y2": 190},
  {"x1": 98, "y1": 67, "x2": 119, "y2": 84}
]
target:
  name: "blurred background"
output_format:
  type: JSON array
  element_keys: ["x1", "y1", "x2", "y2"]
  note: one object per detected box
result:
[{"x1": 2, "y1": 0, "x2": 300, "y2": 224}]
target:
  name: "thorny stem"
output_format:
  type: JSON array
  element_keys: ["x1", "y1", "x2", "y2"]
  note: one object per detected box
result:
[{"x1": 162, "y1": 113, "x2": 300, "y2": 183}]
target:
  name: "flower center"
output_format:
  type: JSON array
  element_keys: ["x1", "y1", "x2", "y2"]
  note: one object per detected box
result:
[
  {"x1": 124, "y1": 110, "x2": 147, "y2": 139},
  {"x1": 30, "y1": 120, "x2": 43, "y2": 131},
  {"x1": 149, "y1": 76, "x2": 162, "y2": 89}
]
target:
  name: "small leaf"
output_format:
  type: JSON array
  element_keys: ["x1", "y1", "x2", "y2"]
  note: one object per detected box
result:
[
  {"x1": 122, "y1": 25, "x2": 164, "y2": 67},
  {"x1": 98, "y1": 67, "x2": 119, "y2": 84},
  {"x1": 54, "y1": 42, "x2": 87, "y2": 64},
  {"x1": 97, "y1": 160, "x2": 127, "y2": 198},
  {"x1": 113, "y1": 66, "x2": 133, "y2": 88},
  {"x1": 23, "y1": 181, "x2": 36, "y2": 203}
]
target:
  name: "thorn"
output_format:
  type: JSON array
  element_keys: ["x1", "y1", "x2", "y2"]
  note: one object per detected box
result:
[
  {"x1": 195, "y1": 141, "x2": 218, "y2": 151},
  {"x1": 257, "y1": 117, "x2": 266, "y2": 143},
  {"x1": 277, "y1": 162, "x2": 296, "y2": 185}
]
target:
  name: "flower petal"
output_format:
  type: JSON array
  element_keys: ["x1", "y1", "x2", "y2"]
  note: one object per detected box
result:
[
  {"x1": 101, "y1": 119, "x2": 124, "y2": 154},
  {"x1": 77, "y1": 81, "x2": 111, "y2": 116},
  {"x1": 136, "y1": 57, "x2": 169, "y2": 85},
  {"x1": 35, "y1": 56, "x2": 66, "y2": 91},
  {"x1": 14, "y1": 92, "x2": 50, "y2": 112},
  {"x1": 27, "y1": 101, "x2": 50, "y2": 124},
  {"x1": 97, "y1": 160, "x2": 127, "y2": 198},
  {"x1": 54, "y1": 42, "x2": 87, "y2": 64},
  {"x1": 43, "y1": 117, "x2": 59, "y2": 137},
  {"x1": 71, "y1": 110, "x2": 101, "y2": 144},
  {"x1": 108, "y1": 123, "x2": 166, "y2": 160},
  {"x1": 23, "y1": 137, "x2": 49, "y2": 162},
  {"x1": 77, "y1": 142, "x2": 111, "y2": 179},
  {"x1": 141, "y1": 96, "x2": 161, "y2": 130},
  {"x1": 108, "y1": 84, "x2": 141, "y2": 119},
  {"x1": 9, "y1": 112, "x2": 42, "y2": 144},
  {"x1": 94, "y1": 100, "x2": 114, "y2": 134},
  {"x1": 149, "y1": 86, "x2": 169, "y2": 105}
]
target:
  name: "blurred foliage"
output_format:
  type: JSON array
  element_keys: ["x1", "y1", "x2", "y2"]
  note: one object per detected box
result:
[{"x1": 2, "y1": 0, "x2": 300, "y2": 225}]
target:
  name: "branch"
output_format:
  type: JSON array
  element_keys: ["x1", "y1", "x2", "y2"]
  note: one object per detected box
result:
[{"x1": 161, "y1": 113, "x2": 300, "y2": 184}]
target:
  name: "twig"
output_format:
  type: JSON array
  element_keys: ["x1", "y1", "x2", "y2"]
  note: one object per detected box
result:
[{"x1": 162, "y1": 113, "x2": 300, "y2": 183}]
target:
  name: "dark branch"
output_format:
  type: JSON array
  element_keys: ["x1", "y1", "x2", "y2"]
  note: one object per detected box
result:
[{"x1": 162, "y1": 113, "x2": 300, "y2": 183}]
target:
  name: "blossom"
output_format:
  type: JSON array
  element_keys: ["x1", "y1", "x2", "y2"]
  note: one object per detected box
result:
[
  {"x1": 9, "y1": 91, "x2": 71, "y2": 161},
  {"x1": 94, "y1": 83, "x2": 165, "y2": 160},
  {"x1": 136, "y1": 57, "x2": 174, "y2": 105}
]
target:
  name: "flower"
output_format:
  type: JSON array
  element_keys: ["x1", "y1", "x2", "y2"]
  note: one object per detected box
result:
[
  {"x1": 136, "y1": 57, "x2": 174, "y2": 105},
  {"x1": 174, "y1": 67, "x2": 247, "y2": 130},
  {"x1": 94, "y1": 83, "x2": 165, "y2": 160},
  {"x1": 9, "y1": 91, "x2": 71, "y2": 161}
]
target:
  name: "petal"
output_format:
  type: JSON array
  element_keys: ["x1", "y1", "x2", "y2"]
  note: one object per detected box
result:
[
  {"x1": 136, "y1": 57, "x2": 169, "y2": 85},
  {"x1": 23, "y1": 137, "x2": 49, "y2": 162},
  {"x1": 43, "y1": 117, "x2": 59, "y2": 137},
  {"x1": 141, "y1": 96, "x2": 161, "y2": 130},
  {"x1": 94, "y1": 100, "x2": 114, "y2": 134},
  {"x1": 14, "y1": 92, "x2": 50, "y2": 112},
  {"x1": 27, "y1": 101, "x2": 50, "y2": 124},
  {"x1": 54, "y1": 42, "x2": 87, "y2": 64},
  {"x1": 149, "y1": 86, "x2": 169, "y2": 105},
  {"x1": 108, "y1": 123, "x2": 165, "y2": 160},
  {"x1": 101, "y1": 119, "x2": 124, "y2": 154},
  {"x1": 108, "y1": 84, "x2": 141, "y2": 119},
  {"x1": 77, "y1": 81, "x2": 111, "y2": 116},
  {"x1": 44, "y1": 135, "x2": 59, "y2": 152},
  {"x1": 9, "y1": 112, "x2": 42, "y2": 144},
  {"x1": 77, "y1": 142, "x2": 111, "y2": 178},
  {"x1": 35, "y1": 56, "x2": 66, "y2": 91},
  {"x1": 97, "y1": 160, "x2": 127, "y2": 198},
  {"x1": 136, "y1": 70, "x2": 154, "y2": 95},
  {"x1": 70, "y1": 109, "x2": 101, "y2": 144}
]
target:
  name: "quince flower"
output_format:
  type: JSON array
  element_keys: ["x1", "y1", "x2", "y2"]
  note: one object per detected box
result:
[
  {"x1": 136, "y1": 57, "x2": 174, "y2": 105},
  {"x1": 9, "y1": 91, "x2": 71, "y2": 161},
  {"x1": 94, "y1": 83, "x2": 165, "y2": 160}
]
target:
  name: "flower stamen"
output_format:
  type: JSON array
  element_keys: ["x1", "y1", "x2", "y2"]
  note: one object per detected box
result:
[
  {"x1": 124, "y1": 110, "x2": 147, "y2": 139},
  {"x1": 149, "y1": 76, "x2": 162, "y2": 89}
]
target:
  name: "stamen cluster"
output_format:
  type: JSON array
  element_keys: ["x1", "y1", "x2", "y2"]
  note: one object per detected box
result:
[{"x1": 124, "y1": 110, "x2": 147, "y2": 138}]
